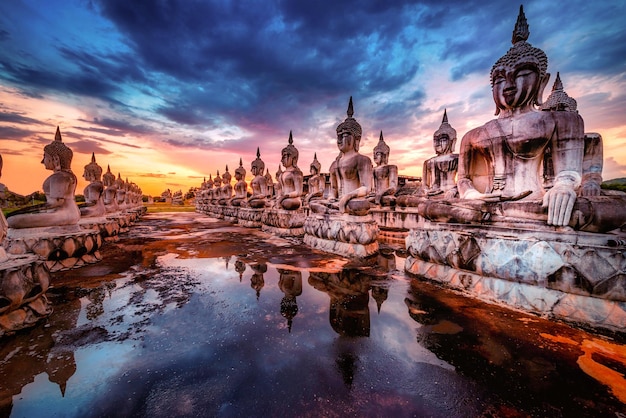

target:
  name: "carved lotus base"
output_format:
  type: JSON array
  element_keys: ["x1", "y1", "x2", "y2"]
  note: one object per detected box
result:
[
  {"x1": 405, "y1": 221, "x2": 626, "y2": 332},
  {"x1": 303, "y1": 214, "x2": 379, "y2": 258},
  {"x1": 261, "y1": 209, "x2": 306, "y2": 237},
  {"x1": 5, "y1": 225, "x2": 103, "y2": 272},
  {"x1": 79, "y1": 217, "x2": 121, "y2": 242},
  {"x1": 0, "y1": 254, "x2": 53, "y2": 337},
  {"x1": 237, "y1": 208, "x2": 264, "y2": 228},
  {"x1": 107, "y1": 214, "x2": 132, "y2": 234},
  {"x1": 222, "y1": 206, "x2": 239, "y2": 222}
]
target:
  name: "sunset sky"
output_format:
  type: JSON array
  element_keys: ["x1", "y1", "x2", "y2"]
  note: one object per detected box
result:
[{"x1": 1, "y1": 0, "x2": 625, "y2": 197}]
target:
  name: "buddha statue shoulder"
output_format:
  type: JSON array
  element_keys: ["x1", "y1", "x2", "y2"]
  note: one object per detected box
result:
[
  {"x1": 276, "y1": 131, "x2": 304, "y2": 210},
  {"x1": 7, "y1": 127, "x2": 80, "y2": 228}
]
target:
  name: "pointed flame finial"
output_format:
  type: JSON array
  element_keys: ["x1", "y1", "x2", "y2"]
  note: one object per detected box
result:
[
  {"x1": 442, "y1": 109, "x2": 448, "y2": 124},
  {"x1": 288, "y1": 130, "x2": 293, "y2": 145},
  {"x1": 553, "y1": 72, "x2": 563, "y2": 91},
  {"x1": 347, "y1": 96, "x2": 354, "y2": 118},
  {"x1": 512, "y1": 5, "x2": 529, "y2": 44},
  {"x1": 91, "y1": 152, "x2": 96, "y2": 163},
  {"x1": 256, "y1": 147, "x2": 260, "y2": 158},
  {"x1": 379, "y1": 130, "x2": 384, "y2": 141},
  {"x1": 54, "y1": 126, "x2": 62, "y2": 142},
  {"x1": 225, "y1": 165, "x2": 229, "y2": 172}
]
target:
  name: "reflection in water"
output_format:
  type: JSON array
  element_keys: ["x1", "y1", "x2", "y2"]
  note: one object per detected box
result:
[
  {"x1": 234, "y1": 259, "x2": 246, "y2": 282},
  {"x1": 277, "y1": 269, "x2": 302, "y2": 332},
  {"x1": 249, "y1": 263, "x2": 267, "y2": 299}
]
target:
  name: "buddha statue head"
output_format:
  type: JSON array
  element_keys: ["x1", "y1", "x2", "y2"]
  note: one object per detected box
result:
[
  {"x1": 43, "y1": 127, "x2": 73, "y2": 171},
  {"x1": 541, "y1": 72, "x2": 578, "y2": 112},
  {"x1": 490, "y1": 5, "x2": 549, "y2": 116},
  {"x1": 264, "y1": 169, "x2": 273, "y2": 186},
  {"x1": 206, "y1": 174, "x2": 214, "y2": 188},
  {"x1": 83, "y1": 153, "x2": 103, "y2": 182},
  {"x1": 336, "y1": 96, "x2": 362, "y2": 152},
  {"x1": 310, "y1": 153, "x2": 321, "y2": 175},
  {"x1": 281, "y1": 131, "x2": 299, "y2": 169},
  {"x1": 235, "y1": 159, "x2": 246, "y2": 180},
  {"x1": 213, "y1": 170, "x2": 222, "y2": 188},
  {"x1": 373, "y1": 131, "x2": 390, "y2": 166},
  {"x1": 222, "y1": 165, "x2": 232, "y2": 185},
  {"x1": 103, "y1": 165, "x2": 115, "y2": 187},
  {"x1": 433, "y1": 109, "x2": 457, "y2": 155},
  {"x1": 275, "y1": 164, "x2": 283, "y2": 182},
  {"x1": 251, "y1": 148, "x2": 265, "y2": 176}
]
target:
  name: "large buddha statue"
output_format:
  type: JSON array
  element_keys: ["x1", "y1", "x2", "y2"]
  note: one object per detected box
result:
[
  {"x1": 423, "y1": 110, "x2": 459, "y2": 198},
  {"x1": 275, "y1": 131, "x2": 304, "y2": 210},
  {"x1": 80, "y1": 152, "x2": 106, "y2": 218},
  {"x1": 454, "y1": 6, "x2": 623, "y2": 231},
  {"x1": 310, "y1": 97, "x2": 374, "y2": 215},
  {"x1": 304, "y1": 153, "x2": 324, "y2": 205},
  {"x1": 7, "y1": 127, "x2": 81, "y2": 228},
  {"x1": 369, "y1": 131, "x2": 398, "y2": 206},
  {"x1": 245, "y1": 148, "x2": 268, "y2": 209},
  {"x1": 219, "y1": 165, "x2": 233, "y2": 205},
  {"x1": 102, "y1": 165, "x2": 119, "y2": 213},
  {"x1": 230, "y1": 159, "x2": 248, "y2": 207}
]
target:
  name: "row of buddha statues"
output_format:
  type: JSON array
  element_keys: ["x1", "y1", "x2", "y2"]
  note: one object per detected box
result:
[
  {"x1": 0, "y1": 126, "x2": 146, "y2": 337},
  {"x1": 198, "y1": 6, "x2": 626, "y2": 236}
]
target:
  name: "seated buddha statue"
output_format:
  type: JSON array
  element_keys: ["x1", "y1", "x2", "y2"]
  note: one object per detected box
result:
[
  {"x1": 453, "y1": 6, "x2": 625, "y2": 232},
  {"x1": 369, "y1": 131, "x2": 398, "y2": 206},
  {"x1": 7, "y1": 127, "x2": 81, "y2": 228},
  {"x1": 211, "y1": 171, "x2": 222, "y2": 205},
  {"x1": 115, "y1": 173, "x2": 127, "y2": 210},
  {"x1": 310, "y1": 97, "x2": 373, "y2": 216},
  {"x1": 244, "y1": 148, "x2": 268, "y2": 209},
  {"x1": 219, "y1": 165, "x2": 233, "y2": 205},
  {"x1": 80, "y1": 153, "x2": 106, "y2": 218},
  {"x1": 264, "y1": 169, "x2": 274, "y2": 199},
  {"x1": 275, "y1": 131, "x2": 304, "y2": 210},
  {"x1": 230, "y1": 159, "x2": 248, "y2": 207},
  {"x1": 102, "y1": 164, "x2": 119, "y2": 213},
  {"x1": 304, "y1": 153, "x2": 324, "y2": 205},
  {"x1": 274, "y1": 165, "x2": 283, "y2": 198}
]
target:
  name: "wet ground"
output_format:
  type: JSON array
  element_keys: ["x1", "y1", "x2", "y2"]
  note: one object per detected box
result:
[{"x1": 1, "y1": 212, "x2": 625, "y2": 417}]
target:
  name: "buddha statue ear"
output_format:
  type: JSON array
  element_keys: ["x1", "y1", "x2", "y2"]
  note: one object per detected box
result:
[
  {"x1": 52, "y1": 155, "x2": 62, "y2": 171},
  {"x1": 535, "y1": 72, "x2": 551, "y2": 108}
]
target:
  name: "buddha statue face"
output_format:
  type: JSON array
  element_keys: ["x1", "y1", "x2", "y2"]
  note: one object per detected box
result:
[
  {"x1": 281, "y1": 150, "x2": 296, "y2": 169},
  {"x1": 492, "y1": 62, "x2": 541, "y2": 112},
  {"x1": 337, "y1": 129, "x2": 356, "y2": 154},
  {"x1": 434, "y1": 133, "x2": 452, "y2": 155}
]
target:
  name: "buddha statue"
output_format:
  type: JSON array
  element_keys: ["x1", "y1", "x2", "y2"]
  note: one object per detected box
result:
[
  {"x1": 310, "y1": 97, "x2": 374, "y2": 215},
  {"x1": 80, "y1": 153, "x2": 106, "y2": 218},
  {"x1": 276, "y1": 131, "x2": 304, "y2": 210},
  {"x1": 274, "y1": 165, "x2": 283, "y2": 197},
  {"x1": 230, "y1": 159, "x2": 248, "y2": 206},
  {"x1": 115, "y1": 173, "x2": 127, "y2": 210},
  {"x1": 245, "y1": 148, "x2": 268, "y2": 209},
  {"x1": 423, "y1": 110, "x2": 459, "y2": 198},
  {"x1": 219, "y1": 165, "x2": 233, "y2": 205},
  {"x1": 369, "y1": 131, "x2": 398, "y2": 206},
  {"x1": 102, "y1": 165, "x2": 119, "y2": 213},
  {"x1": 264, "y1": 169, "x2": 274, "y2": 199},
  {"x1": 454, "y1": 6, "x2": 622, "y2": 231},
  {"x1": 304, "y1": 153, "x2": 324, "y2": 205},
  {"x1": 7, "y1": 127, "x2": 81, "y2": 228},
  {"x1": 212, "y1": 171, "x2": 222, "y2": 204}
]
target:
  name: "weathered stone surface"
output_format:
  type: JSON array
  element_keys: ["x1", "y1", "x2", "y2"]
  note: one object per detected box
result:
[{"x1": 304, "y1": 214, "x2": 379, "y2": 258}]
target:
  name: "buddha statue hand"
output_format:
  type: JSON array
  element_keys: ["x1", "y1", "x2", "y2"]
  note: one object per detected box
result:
[
  {"x1": 462, "y1": 188, "x2": 500, "y2": 202},
  {"x1": 580, "y1": 181, "x2": 601, "y2": 197},
  {"x1": 543, "y1": 171, "x2": 581, "y2": 226}
]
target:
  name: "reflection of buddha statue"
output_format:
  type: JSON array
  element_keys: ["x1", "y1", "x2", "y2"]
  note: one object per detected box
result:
[
  {"x1": 277, "y1": 268, "x2": 303, "y2": 332},
  {"x1": 245, "y1": 148, "x2": 268, "y2": 209},
  {"x1": 276, "y1": 131, "x2": 304, "y2": 210},
  {"x1": 250, "y1": 263, "x2": 267, "y2": 299},
  {"x1": 310, "y1": 97, "x2": 374, "y2": 215},
  {"x1": 423, "y1": 110, "x2": 459, "y2": 198},
  {"x1": 219, "y1": 165, "x2": 233, "y2": 205},
  {"x1": 80, "y1": 153, "x2": 106, "y2": 218},
  {"x1": 102, "y1": 165, "x2": 119, "y2": 213},
  {"x1": 230, "y1": 159, "x2": 248, "y2": 207},
  {"x1": 304, "y1": 153, "x2": 324, "y2": 205},
  {"x1": 7, "y1": 127, "x2": 81, "y2": 228},
  {"x1": 370, "y1": 131, "x2": 398, "y2": 206},
  {"x1": 235, "y1": 259, "x2": 246, "y2": 281}
]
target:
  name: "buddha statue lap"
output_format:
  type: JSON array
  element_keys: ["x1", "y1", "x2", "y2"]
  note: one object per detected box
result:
[
  {"x1": 80, "y1": 153, "x2": 106, "y2": 218},
  {"x1": 369, "y1": 131, "x2": 398, "y2": 207},
  {"x1": 7, "y1": 127, "x2": 81, "y2": 229},
  {"x1": 230, "y1": 159, "x2": 248, "y2": 207},
  {"x1": 275, "y1": 131, "x2": 304, "y2": 211},
  {"x1": 309, "y1": 97, "x2": 374, "y2": 216},
  {"x1": 304, "y1": 153, "x2": 324, "y2": 206}
]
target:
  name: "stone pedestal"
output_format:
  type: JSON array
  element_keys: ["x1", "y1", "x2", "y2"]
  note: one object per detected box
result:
[
  {"x1": 303, "y1": 213, "x2": 379, "y2": 258},
  {"x1": 237, "y1": 207, "x2": 264, "y2": 228},
  {"x1": 405, "y1": 221, "x2": 626, "y2": 332},
  {"x1": 222, "y1": 206, "x2": 239, "y2": 223},
  {"x1": 261, "y1": 208, "x2": 306, "y2": 237},
  {"x1": 79, "y1": 216, "x2": 121, "y2": 242},
  {"x1": 0, "y1": 254, "x2": 53, "y2": 337},
  {"x1": 370, "y1": 206, "x2": 421, "y2": 243},
  {"x1": 5, "y1": 225, "x2": 102, "y2": 272}
]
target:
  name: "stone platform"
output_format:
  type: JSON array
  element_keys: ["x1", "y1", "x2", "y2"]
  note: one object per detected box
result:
[
  {"x1": 303, "y1": 213, "x2": 379, "y2": 258},
  {"x1": 261, "y1": 208, "x2": 306, "y2": 237},
  {"x1": 405, "y1": 221, "x2": 626, "y2": 332},
  {"x1": 238, "y1": 207, "x2": 264, "y2": 228}
]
